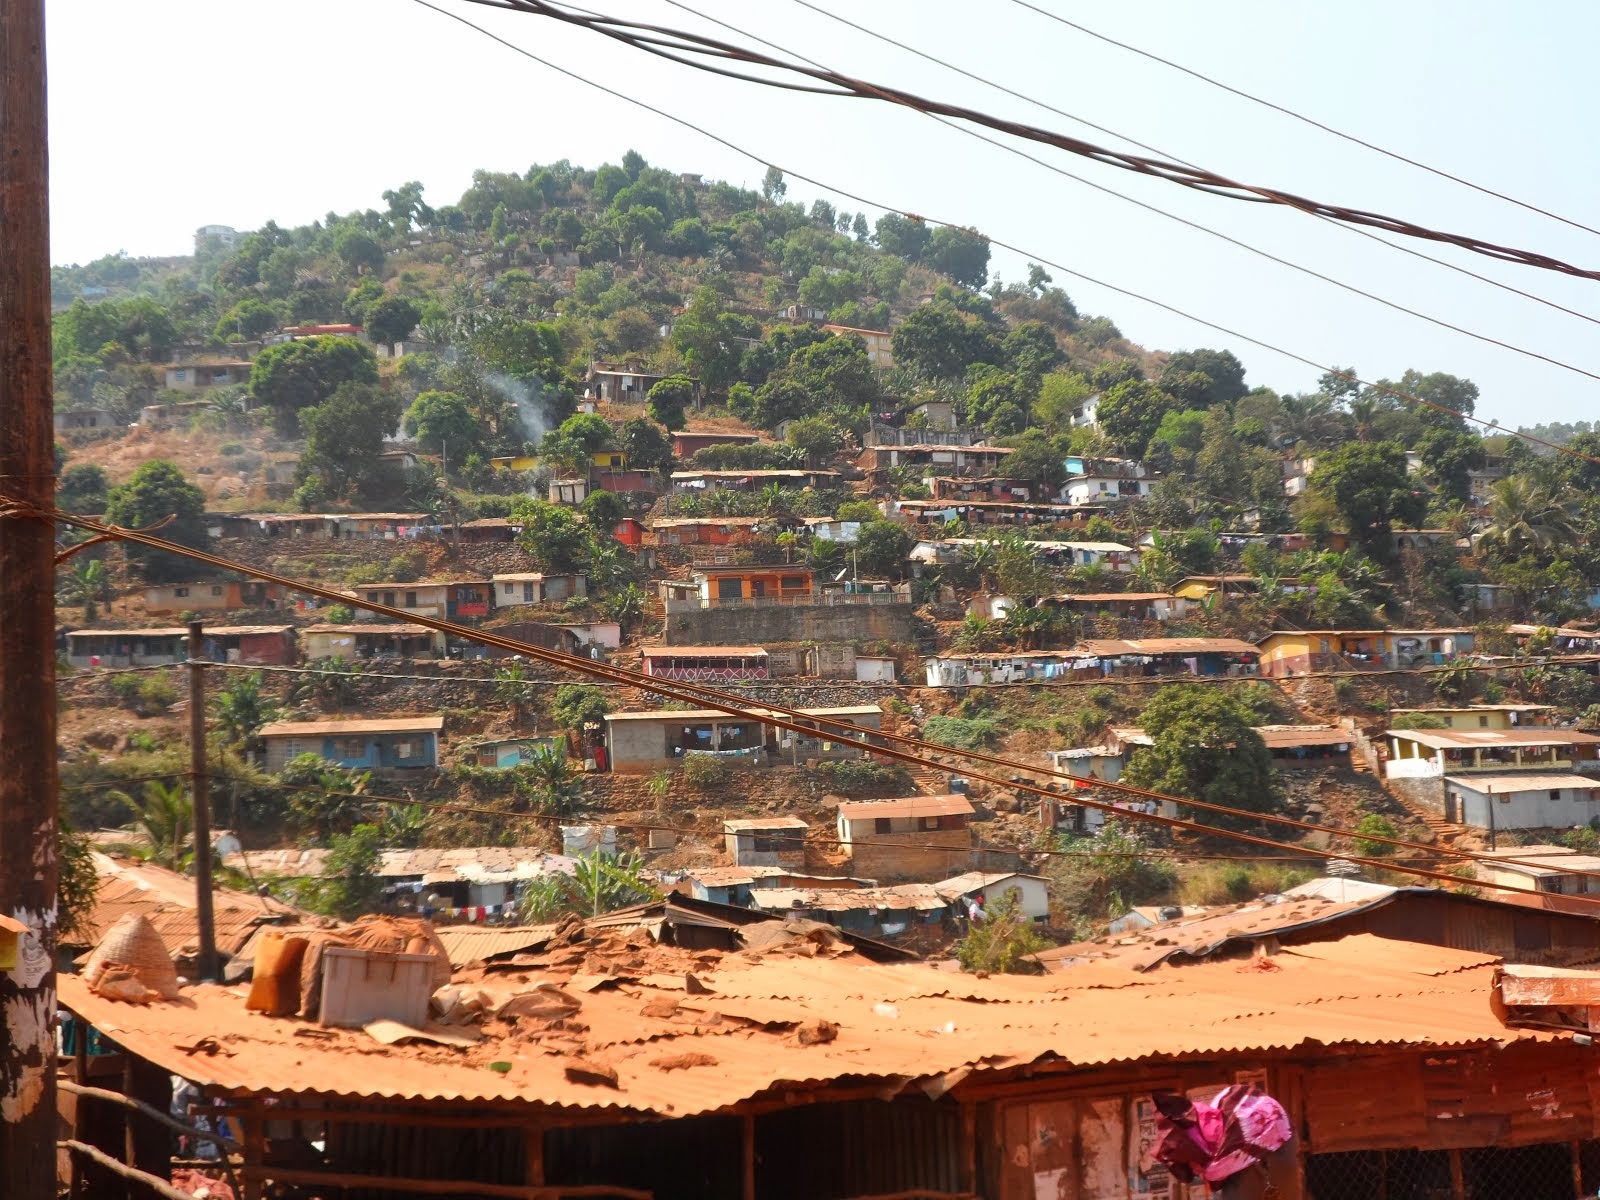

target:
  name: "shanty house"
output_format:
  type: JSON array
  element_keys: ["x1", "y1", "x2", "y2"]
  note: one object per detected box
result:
[
  {"x1": 641, "y1": 645, "x2": 769, "y2": 682},
  {"x1": 1445, "y1": 773, "x2": 1600, "y2": 830},
  {"x1": 350, "y1": 580, "x2": 492, "y2": 621},
  {"x1": 196, "y1": 625, "x2": 298, "y2": 666},
  {"x1": 679, "y1": 866, "x2": 863, "y2": 907},
  {"x1": 603, "y1": 704, "x2": 882, "y2": 773},
  {"x1": 1475, "y1": 845, "x2": 1600, "y2": 906},
  {"x1": 746, "y1": 885, "x2": 946, "y2": 937},
  {"x1": 301, "y1": 623, "x2": 446, "y2": 660},
  {"x1": 1045, "y1": 591, "x2": 1189, "y2": 622},
  {"x1": 1076, "y1": 636, "x2": 1261, "y2": 677},
  {"x1": 669, "y1": 467, "x2": 840, "y2": 492},
  {"x1": 1389, "y1": 704, "x2": 1554, "y2": 730},
  {"x1": 65, "y1": 627, "x2": 188, "y2": 668},
  {"x1": 466, "y1": 736, "x2": 565, "y2": 770},
  {"x1": 258, "y1": 716, "x2": 444, "y2": 772},
  {"x1": 836, "y1": 794, "x2": 974, "y2": 880},
  {"x1": 59, "y1": 896, "x2": 1600, "y2": 1200},
  {"x1": 933, "y1": 870, "x2": 1050, "y2": 922},
  {"x1": 670, "y1": 429, "x2": 761, "y2": 458},
  {"x1": 663, "y1": 564, "x2": 815, "y2": 609},
  {"x1": 723, "y1": 817, "x2": 809, "y2": 868},
  {"x1": 1257, "y1": 628, "x2": 1474, "y2": 676},
  {"x1": 142, "y1": 579, "x2": 290, "y2": 616},
  {"x1": 491, "y1": 572, "x2": 588, "y2": 609}
]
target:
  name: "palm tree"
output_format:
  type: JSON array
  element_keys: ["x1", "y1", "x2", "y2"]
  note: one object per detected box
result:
[
  {"x1": 1005, "y1": 603, "x2": 1058, "y2": 650},
  {"x1": 111, "y1": 780, "x2": 192, "y2": 869},
  {"x1": 63, "y1": 558, "x2": 109, "y2": 622},
  {"x1": 212, "y1": 670, "x2": 279, "y2": 746},
  {"x1": 775, "y1": 530, "x2": 798, "y2": 563},
  {"x1": 1346, "y1": 395, "x2": 1380, "y2": 443},
  {"x1": 523, "y1": 745, "x2": 580, "y2": 814},
  {"x1": 602, "y1": 584, "x2": 648, "y2": 634},
  {"x1": 1274, "y1": 392, "x2": 1342, "y2": 449},
  {"x1": 1479, "y1": 477, "x2": 1578, "y2": 562},
  {"x1": 806, "y1": 537, "x2": 844, "y2": 574},
  {"x1": 495, "y1": 660, "x2": 532, "y2": 726},
  {"x1": 957, "y1": 539, "x2": 1000, "y2": 593},
  {"x1": 758, "y1": 481, "x2": 788, "y2": 516}
]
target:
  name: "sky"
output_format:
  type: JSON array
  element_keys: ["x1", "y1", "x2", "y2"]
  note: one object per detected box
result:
[{"x1": 44, "y1": 0, "x2": 1600, "y2": 427}]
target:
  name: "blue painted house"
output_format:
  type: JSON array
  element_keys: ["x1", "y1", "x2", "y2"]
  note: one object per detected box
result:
[
  {"x1": 259, "y1": 716, "x2": 444, "y2": 772},
  {"x1": 467, "y1": 736, "x2": 566, "y2": 769}
]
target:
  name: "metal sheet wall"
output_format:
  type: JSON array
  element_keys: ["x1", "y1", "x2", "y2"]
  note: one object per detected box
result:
[{"x1": 756, "y1": 1096, "x2": 963, "y2": 1200}]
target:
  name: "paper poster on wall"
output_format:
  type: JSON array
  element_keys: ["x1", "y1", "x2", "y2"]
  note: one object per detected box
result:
[{"x1": 1130, "y1": 1097, "x2": 1177, "y2": 1199}]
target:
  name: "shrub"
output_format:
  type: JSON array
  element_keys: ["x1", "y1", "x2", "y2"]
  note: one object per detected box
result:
[
  {"x1": 219, "y1": 442, "x2": 245, "y2": 456},
  {"x1": 326, "y1": 603, "x2": 355, "y2": 624},
  {"x1": 678, "y1": 755, "x2": 729, "y2": 793},
  {"x1": 1353, "y1": 814, "x2": 1398, "y2": 857},
  {"x1": 1389, "y1": 711, "x2": 1447, "y2": 730},
  {"x1": 814, "y1": 760, "x2": 910, "y2": 795},
  {"x1": 680, "y1": 754, "x2": 729, "y2": 789},
  {"x1": 955, "y1": 891, "x2": 1047, "y2": 975},
  {"x1": 1176, "y1": 862, "x2": 1314, "y2": 907},
  {"x1": 922, "y1": 715, "x2": 1000, "y2": 751},
  {"x1": 110, "y1": 673, "x2": 178, "y2": 716}
]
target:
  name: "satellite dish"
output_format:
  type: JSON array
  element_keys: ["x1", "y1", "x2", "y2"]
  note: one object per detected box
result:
[{"x1": 833, "y1": 567, "x2": 849, "y2": 581}]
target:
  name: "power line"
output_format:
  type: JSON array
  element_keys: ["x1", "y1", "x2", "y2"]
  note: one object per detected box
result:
[
  {"x1": 472, "y1": 0, "x2": 1600, "y2": 284},
  {"x1": 1003, "y1": 0, "x2": 1600, "y2": 241},
  {"x1": 413, "y1": 0, "x2": 1600, "y2": 467},
  {"x1": 33, "y1": 507, "x2": 1600, "y2": 901},
  {"x1": 778, "y1": 0, "x2": 1600, "y2": 335},
  {"x1": 746, "y1": 0, "x2": 1600, "y2": 385}
]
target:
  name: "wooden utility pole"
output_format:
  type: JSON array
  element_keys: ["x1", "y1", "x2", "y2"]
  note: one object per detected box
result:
[
  {"x1": 0, "y1": 0, "x2": 58, "y2": 1195},
  {"x1": 187, "y1": 622, "x2": 219, "y2": 981}
]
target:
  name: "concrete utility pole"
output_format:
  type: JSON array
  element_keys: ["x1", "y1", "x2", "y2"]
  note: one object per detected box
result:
[
  {"x1": 187, "y1": 622, "x2": 219, "y2": 982},
  {"x1": 0, "y1": 0, "x2": 59, "y2": 1195}
]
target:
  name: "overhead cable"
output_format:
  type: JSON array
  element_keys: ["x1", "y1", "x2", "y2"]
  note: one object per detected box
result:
[
  {"x1": 467, "y1": 0, "x2": 1600, "y2": 284},
  {"x1": 1004, "y1": 0, "x2": 1600, "y2": 240}
]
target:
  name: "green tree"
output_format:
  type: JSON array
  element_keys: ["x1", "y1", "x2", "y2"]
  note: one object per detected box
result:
[
  {"x1": 955, "y1": 890, "x2": 1046, "y2": 974},
  {"x1": 581, "y1": 488, "x2": 629, "y2": 528},
  {"x1": 553, "y1": 683, "x2": 609, "y2": 734},
  {"x1": 281, "y1": 755, "x2": 372, "y2": 843},
  {"x1": 298, "y1": 382, "x2": 404, "y2": 500},
  {"x1": 305, "y1": 823, "x2": 384, "y2": 919},
  {"x1": 1159, "y1": 349, "x2": 1248, "y2": 408},
  {"x1": 1097, "y1": 378, "x2": 1180, "y2": 457},
  {"x1": 761, "y1": 166, "x2": 787, "y2": 202},
  {"x1": 214, "y1": 298, "x2": 280, "y2": 341},
  {"x1": 784, "y1": 416, "x2": 842, "y2": 468},
  {"x1": 495, "y1": 660, "x2": 534, "y2": 726},
  {"x1": 928, "y1": 225, "x2": 991, "y2": 289},
  {"x1": 403, "y1": 390, "x2": 484, "y2": 457},
  {"x1": 104, "y1": 460, "x2": 208, "y2": 582},
  {"x1": 334, "y1": 227, "x2": 385, "y2": 274},
  {"x1": 855, "y1": 520, "x2": 915, "y2": 579},
  {"x1": 1122, "y1": 685, "x2": 1280, "y2": 828},
  {"x1": 602, "y1": 583, "x2": 648, "y2": 634},
  {"x1": 874, "y1": 213, "x2": 932, "y2": 260},
  {"x1": 645, "y1": 374, "x2": 695, "y2": 429},
  {"x1": 617, "y1": 416, "x2": 674, "y2": 474},
  {"x1": 1309, "y1": 441, "x2": 1427, "y2": 553},
  {"x1": 58, "y1": 821, "x2": 99, "y2": 942},
  {"x1": 512, "y1": 498, "x2": 590, "y2": 571},
  {"x1": 250, "y1": 335, "x2": 379, "y2": 437},
  {"x1": 523, "y1": 744, "x2": 581, "y2": 814},
  {"x1": 890, "y1": 302, "x2": 999, "y2": 379},
  {"x1": 212, "y1": 670, "x2": 280, "y2": 746},
  {"x1": 365, "y1": 295, "x2": 422, "y2": 346}
]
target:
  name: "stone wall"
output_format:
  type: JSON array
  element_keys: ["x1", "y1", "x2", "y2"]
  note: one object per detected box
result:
[
  {"x1": 847, "y1": 829, "x2": 973, "y2": 882},
  {"x1": 665, "y1": 602, "x2": 913, "y2": 646}
]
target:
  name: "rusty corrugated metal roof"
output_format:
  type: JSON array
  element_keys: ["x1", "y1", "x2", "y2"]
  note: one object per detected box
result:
[
  {"x1": 836, "y1": 795, "x2": 973, "y2": 821},
  {"x1": 434, "y1": 925, "x2": 559, "y2": 967},
  {"x1": 57, "y1": 933, "x2": 1551, "y2": 1119}
]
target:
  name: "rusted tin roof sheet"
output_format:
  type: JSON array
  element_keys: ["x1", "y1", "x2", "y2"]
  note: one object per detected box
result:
[{"x1": 57, "y1": 933, "x2": 1551, "y2": 1119}]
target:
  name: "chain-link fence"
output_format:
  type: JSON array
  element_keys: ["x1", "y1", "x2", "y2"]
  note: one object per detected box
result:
[{"x1": 1306, "y1": 1140, "x2": 1583, "y2": 1199}]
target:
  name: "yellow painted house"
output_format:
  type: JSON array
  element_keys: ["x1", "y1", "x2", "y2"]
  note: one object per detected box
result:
[{"x1": 490, "y1": 455, "x2": 541, "y2": 473}]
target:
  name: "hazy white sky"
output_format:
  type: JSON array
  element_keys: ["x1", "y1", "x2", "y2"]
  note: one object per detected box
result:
[{"x1": 45, "y1": 0, "x2": 1600, "y2": 426}]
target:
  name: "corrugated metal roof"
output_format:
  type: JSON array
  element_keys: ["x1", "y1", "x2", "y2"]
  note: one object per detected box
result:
[
  {"x1": 301, "y1": 623, "x2": 439, "y2": 635},
  {"x1": 258, "y1": 716, "x2": 445, "y2": 737},
  {"x1": 642, "y1": 645, "x2": 768, "y2": 658},
  {"x1": 748, "y1": 885, "x2": 947, "y2": 913},
  {"x1": 932, "y1": 872, "x2": 1045, "y2": 900},
  {"x1": 722, "y1": 817, "x2": 809, "y2": 831},
  {"x1": 58, "y1": 933, "x2": 1555, "y2": 1119},
  {"x1": 1392, "y1": 728, "x2": 1600, "y2": 749},
  {"x1": 1446, "y1": 773, "x2": 1600, "y2": 791},
  {"x1": 434, "y1": 925, "x2": 559, "y2": 967},
  {"x1": 1079, "y1": 637, "x2": 1261, "y2": 656},
  {"x1": 836, "y1": 795, "x2": 974, "y2": 821}
]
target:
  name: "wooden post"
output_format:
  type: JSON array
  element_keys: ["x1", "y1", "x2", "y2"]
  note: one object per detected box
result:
[
  {"x1": 122, "y1": 1058, "x2": 137, "y2": 1200},
  {"x1": 524, "y1": 1122, "x2": 544, "y2": 1187},
  {"x1": 187, "y1": 621, "x2": 218, "y2": 981},
  {"x1": 741, "y1": 1112, "x2": 756, "y2": 1200},
  {"x1": 240, "y1": 1106, "x2": 265, "y2": 1200},
  {"x1": 0, "y1": 1, "x2": 58, "y2": 1196}
]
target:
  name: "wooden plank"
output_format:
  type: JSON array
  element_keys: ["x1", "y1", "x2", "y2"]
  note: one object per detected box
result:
[{"x1": 57, "y1": 1142, "x2": 192, "y2": 1200}]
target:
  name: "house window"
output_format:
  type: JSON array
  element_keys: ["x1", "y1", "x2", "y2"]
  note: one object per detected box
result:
[
  {"x1": 1552, "y1": 790, "x2": 1564, "y2": 801},
  {"x1": 381, "y1": 591, "x2": 396, "y2": 607},
  {"x1": 780, "y1": 575, "x2": 807, "y2": 591},
  {"x1": 405, "y1": 591, "x2": 417, "y2": 607},
  {"x1": 338, "y1": 738, "x2": 366, "y2": 758},
  {"x1": 174, "y1": 370, "x2": 186, "y2": 381},
  {"x1": 1479, "y1": 715, "x2": 1490, "y2": 727},
  {"x1": 395, "y1": 740, "x2": 416, "y2": 759},
  {"x1": 282, "y1": 739, "x2": 303, "y2": 758},
  {"x1": 873, "y1": 817, "x2": 892, "y2": 834},
  {"x1": 523, "y1": 583, "x2": 536, "y2": 602},
  {"x1": 504, "y1": 583, "x2": 515, "y2": 595},
  {"x1": 174, "y1": 587, "x2": 190, "y2": 597},
  {"x1": 920, "y1": 816, "x2": 939, "y2": 831},
  {"x1": 211, "y1": 586, "x2": 224, "y2": 596}
]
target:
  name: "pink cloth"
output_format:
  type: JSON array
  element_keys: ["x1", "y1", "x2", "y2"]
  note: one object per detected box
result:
[{"x1": 1151, "y1": 1085, "x2": 1292, "y2": 1188}]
